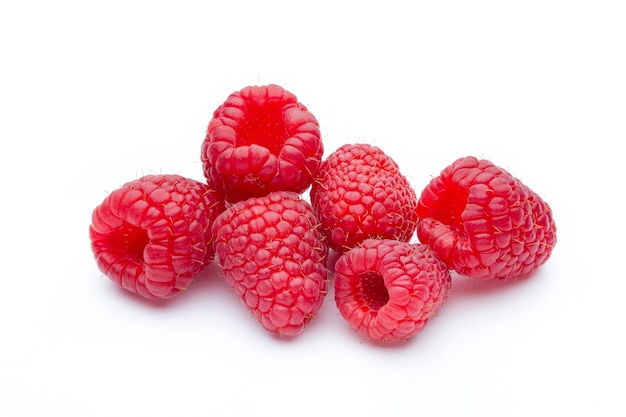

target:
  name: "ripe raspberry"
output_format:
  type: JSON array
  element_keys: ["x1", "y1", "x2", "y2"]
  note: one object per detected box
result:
[
  {"x1": 89, "y1": 174, "x2": 224, "y2": 300},
  {"x1": 416, "y1": 156, "x2": 557, "y2": 279},
  {"x1": 201, "y1": 84, "x2": 323, "y2": 204},
  {"x1": 211, "y1": 191, "x2": 328, "y2": 336},
  {"x1": 310, "y1": 143, "x2": 419, "y2": 253},
  {"x1": 334, "y1": 239, "x2": 451, "y2": 342}
]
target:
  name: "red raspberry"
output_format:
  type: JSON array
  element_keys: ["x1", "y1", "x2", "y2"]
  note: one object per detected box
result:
[
  {"x1": 89, "y1": 174, "x2": 224, "y2": 300},
  {"x1": 310, "y1": 143, "x2": 419, "y2": 253},
  {"x1": 416, "y1": 156, "x2": 557, "y2": 279},
  {"x1": 201, "y1": 84, "x2": 323, "y2": 204},
  {"x1": 334, "y1": 239, "x2": 451, "y2": 342},
  {"x1": 211, "y1": 191, "x2": 328, "y2": 337}
]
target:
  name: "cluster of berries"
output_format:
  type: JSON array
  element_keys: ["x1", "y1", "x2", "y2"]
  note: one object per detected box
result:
[{"x1": 89, "y1": 84, "x2": 557, "y2": 342}]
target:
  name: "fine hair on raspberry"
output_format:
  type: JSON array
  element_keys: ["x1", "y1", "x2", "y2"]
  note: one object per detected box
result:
[
  {"x1": 89, "y1": 174, "x2": 224, "y2": 300},
  {"x1": 201, "y1": 84, "x2": 323, "y2": 204}
]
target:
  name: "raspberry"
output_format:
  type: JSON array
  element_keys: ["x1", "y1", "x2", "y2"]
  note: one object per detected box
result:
[
  {"x1": 310, "y1": 143, "x2": 419, "y2": 253},
  {"x1": 211, "y1": 191, "x2": 328, "y2": 336},
  {"x1": 334, "y1": 239, "x2": 451, "y2": 342},
  {"x1": 201, "y1": 84, "x2": 323, "y2": 204},
  {"x1": 89, "y1": 174, "x2": 224, "y2": 300},
  {"x1": 416, "y1": 156, "x2": 557, "y2": 279}
]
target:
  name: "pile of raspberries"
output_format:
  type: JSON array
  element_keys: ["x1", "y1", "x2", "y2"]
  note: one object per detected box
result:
[{"x1": 89, "y1": 84, "x2": 557, "y2": 342}]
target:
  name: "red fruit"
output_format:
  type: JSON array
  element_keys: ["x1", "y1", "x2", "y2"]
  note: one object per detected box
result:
[
  {"x1": 211, "y1": 191, "x2": 328, "y2": 336},
  {"x1": 201, "y1": 84, "x2": 323, "y2": 204},
  {"x1": 416, "y1": 156, "x2": 557, "y2": 279},
  {"x1": 334, "y1": 239, "x2": 451, "y2": 342},
  {"x1": 310, "y1": 143, "x2": 419, "y2": 253},
  {"x1": 89, "y1": 174, "x2": 224, "y2": 300}
]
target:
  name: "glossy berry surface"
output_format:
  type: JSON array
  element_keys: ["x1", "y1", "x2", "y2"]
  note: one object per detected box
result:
[
  {"x1": 201, "y1": 84, "x2": 323, "y2": 203},
  {"x1": 211, "y1": 191, "x2": 328, "y2": 337},
  {"x1": 416, "y1": 156, "x2": 557, "y2": 279},
  {"x1": 89, "y1": 174, "x2": 224, "y2": 299},
  {"x1": 334, "y1": 239, "x2": 451, "y2": 342}
]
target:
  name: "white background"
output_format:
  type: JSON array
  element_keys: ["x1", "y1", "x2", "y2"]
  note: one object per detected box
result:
[{"x1": 1, "y1": 1, "x2": 624, "y2": 416}]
